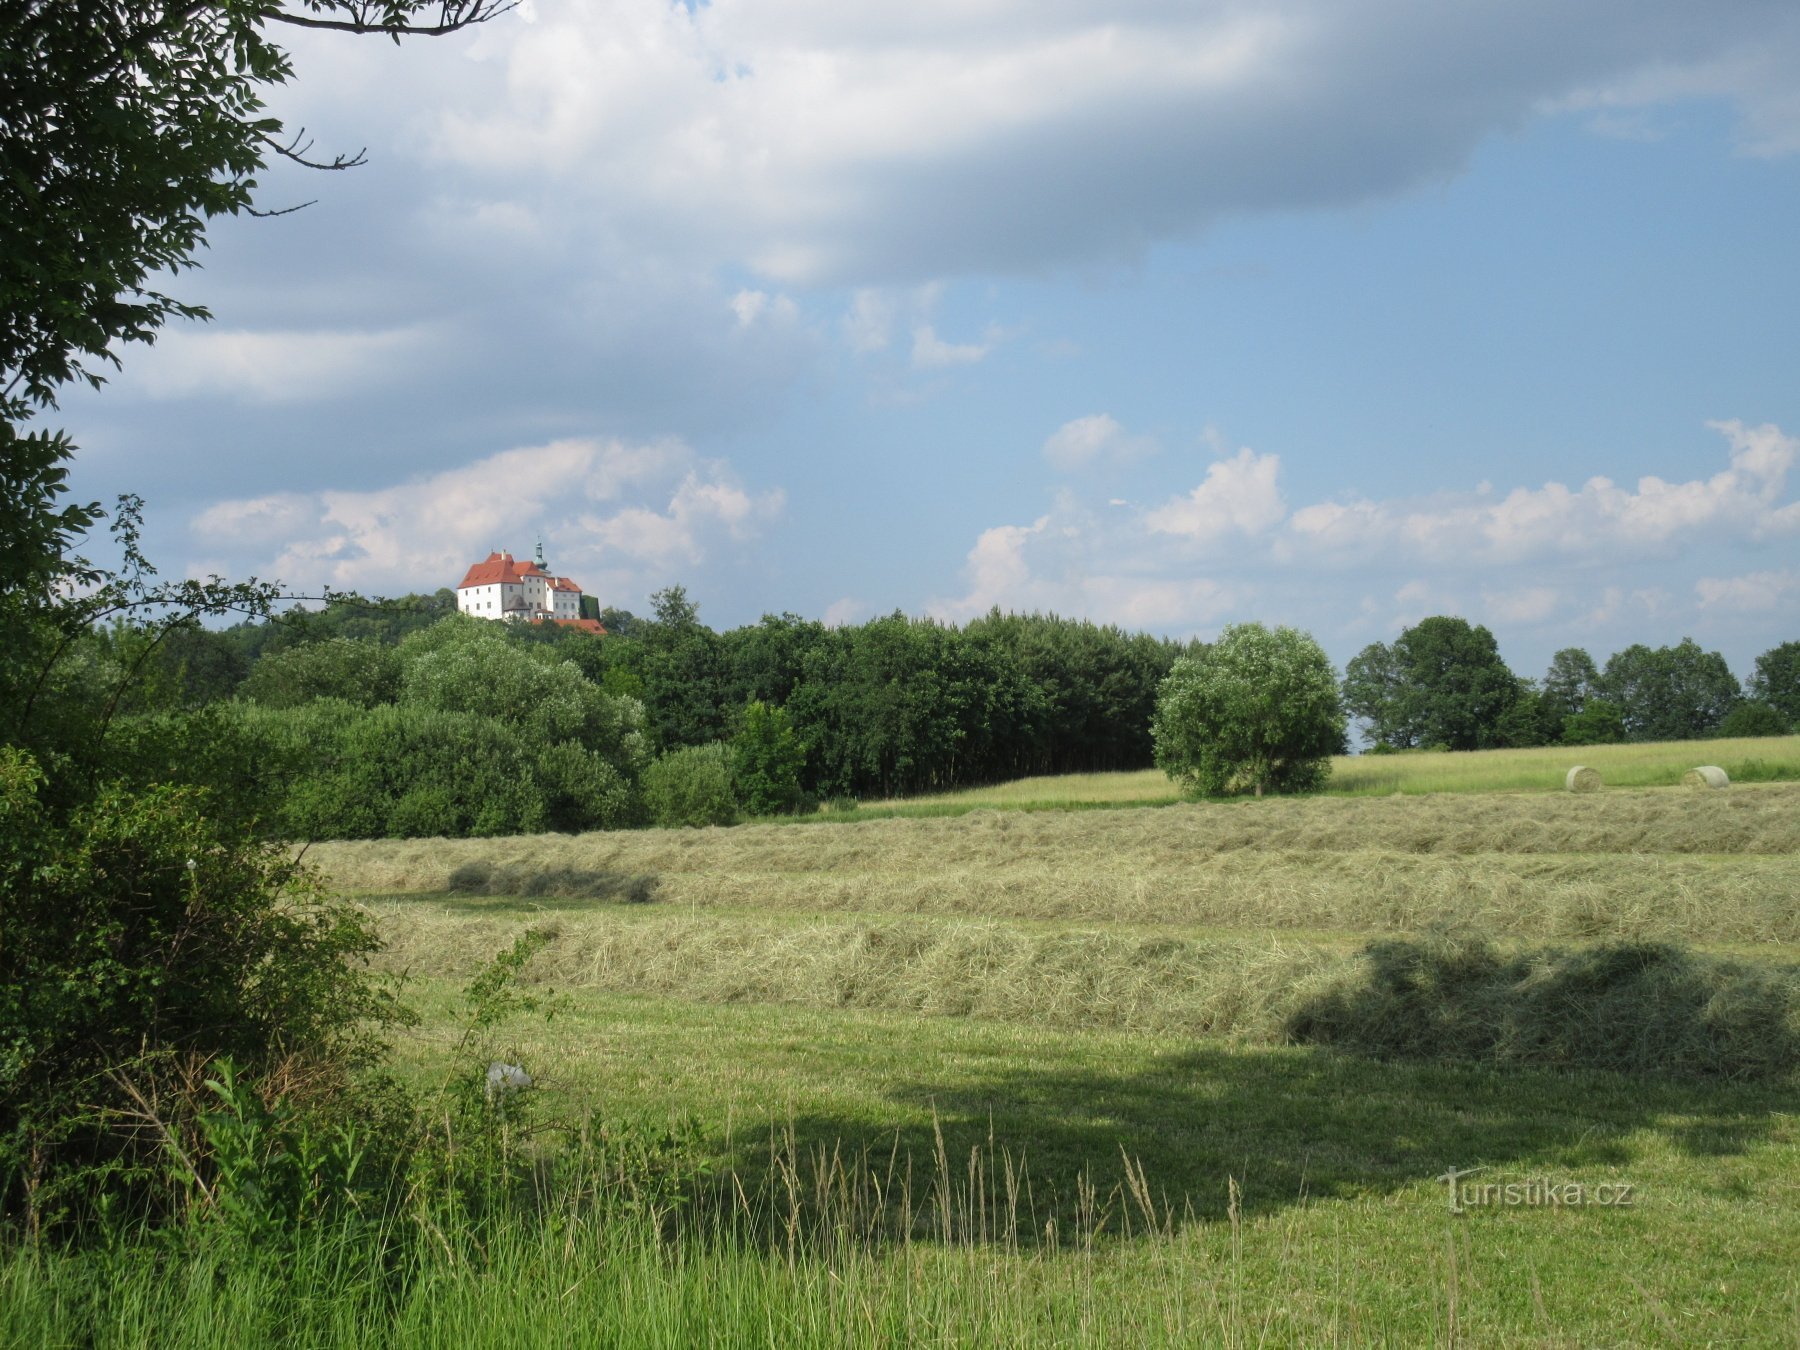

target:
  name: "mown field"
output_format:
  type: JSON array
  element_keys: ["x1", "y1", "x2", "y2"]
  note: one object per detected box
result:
[{"x1": 266, "y1": 778, "x2": 1800, "y2": 1344}]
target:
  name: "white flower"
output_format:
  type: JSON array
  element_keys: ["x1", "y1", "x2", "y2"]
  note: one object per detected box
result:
[{"x1": 185, "y1": 858, "x2": 197, "y2": 872}]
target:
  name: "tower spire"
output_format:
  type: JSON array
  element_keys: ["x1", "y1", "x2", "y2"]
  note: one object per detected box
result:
[{"x1": 534, "y1": 534, "x2": 547, "y2": 570}]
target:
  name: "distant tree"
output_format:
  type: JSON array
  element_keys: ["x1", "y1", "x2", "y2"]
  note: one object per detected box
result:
[
  {"x1": 637, "y1": 586, "x2": 731, "y2": 751},
  {"x1": 1541, "y1": 648, "x2": 1601, "y2": 724},
  {"x1": 1153, "y1": 622, "x2": 1344, "y2": 798},
  {"x1": 1717, "y1": 701, "x2": 1791, "y2": 738},
  {"x1": 732, "y1": 700, "x2": 807, "y2": 816},
  {"x1": 240, "y1": 636, "x2": 400, "y2": 708},
  {"x1": 1342, "y1": 640, "x2": 1411, "y2": 748},
  {"x1": 1561, "y1": 699, "x2": 1627, "y2": 746},
  {"x1": 1388, "y1": 616, "x2": 1520, "y2": 750},
  {"x1": 721, "y1": 613, "x2": 827, "y2": 709},
  {"x1": 1495, "y1": 679, "x2": 1557, "y2": 748},
  {"x1": 597, "y1": 606, "x2": 639, "y2": 638},
  {"x1": 1747, "y1": 641, "x2": 1800, "y2": 727},
  {"x1": 1599, "y1": 639, "x2": 1739, "y2": 742}
]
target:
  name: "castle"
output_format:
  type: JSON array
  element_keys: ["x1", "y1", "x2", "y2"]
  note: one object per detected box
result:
[{"x1": 456, "y1": 542, "x2": 605, "y2": 634}]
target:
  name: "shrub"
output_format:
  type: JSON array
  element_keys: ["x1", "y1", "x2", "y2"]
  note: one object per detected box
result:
[
  {"x1": 1718, "y1": 700, "x2": 1791, "y2": 738},
  {"x1": 732, "y1": 700, "x2": 806, "y2": 816},
  {"x1": 642, "y1": 743, "x2": 738, "y2": 828},
  {"x1": 0, "y1": 749, "x2": 409, "y2": 1232}
]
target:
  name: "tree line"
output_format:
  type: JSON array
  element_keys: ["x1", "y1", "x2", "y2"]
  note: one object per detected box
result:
[
  {"x1": 1343, "y1": 616, "x2": 1798, "y2": 751},
  {"x1": 75, "y1": 588, "x2": 1192, "y2": 836}
]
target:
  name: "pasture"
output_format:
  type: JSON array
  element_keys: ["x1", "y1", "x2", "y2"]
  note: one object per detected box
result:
[{"x1": 248, "y1": 778, "x2": 1800, "y2": 1344}]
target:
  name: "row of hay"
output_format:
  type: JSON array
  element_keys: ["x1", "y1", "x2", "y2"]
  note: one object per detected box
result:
[
  {"x1": 307, "y1": 782, "x2": 1800, "y2": 898},
  {"x1": 373, "y1": 910, "x2": 1800, "y2": 1080},
  {"x1": 395, "y1": 850, "x2": 1800, "y2": 945}
]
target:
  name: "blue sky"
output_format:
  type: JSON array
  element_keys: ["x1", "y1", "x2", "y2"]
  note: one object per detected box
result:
[{"x1": 62, "y1": 0, "x2": 1800, "y2": 682}]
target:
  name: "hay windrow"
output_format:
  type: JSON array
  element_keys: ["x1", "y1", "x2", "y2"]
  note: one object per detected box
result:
[
  {"x1": 310, "y1": 781, "x2": 1800, "y2": 898},
  {"x1": 369, "y1": 910, "x2": 1800, "y2": 1079}
]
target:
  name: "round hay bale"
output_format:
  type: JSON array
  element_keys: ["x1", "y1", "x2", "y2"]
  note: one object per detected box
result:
[
  {"x1": 1683, "y1": 765, "x2": 1730, "y2": 790},
  {"x1": 1564, "y1": 765, "x2": 1603, "y2": 793}
]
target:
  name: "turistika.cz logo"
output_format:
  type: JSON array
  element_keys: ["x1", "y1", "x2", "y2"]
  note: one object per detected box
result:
[{"x1": 1436, "y1": 1166, "x2": 1638, "y2": 1215}]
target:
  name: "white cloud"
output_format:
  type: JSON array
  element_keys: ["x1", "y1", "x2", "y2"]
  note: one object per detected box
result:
[
  {"x1": 381, "y1": 1, "x2": 1800, "y2": 284},
  {"x1": 191, "y1": 436, "x2": 783, "y2": 593},
  {"x1": 123, "y1": 325, "x2": 437, "y2": 403},
  {"x1": 1482, "y1": 585, "x2": 1562, "y2": 624},
  {"x1": 1287, "y1": 421, "x2": 1800, "y2": 564},
  {"x1": 1695, "y1": 569, "x2": 1800, "y2": 613},
  {"x1": 1145, "y1": 447, "x2": 1286, "y2": 544},
  {"x1": 729, "y1": 288, "x2": 799, "y2": 328},
  {"x1": 911, "y1": 324, "x2": 994, "y2": 369},
  {"x1": 1042, "y1": 413, "x2": 1157, "y2": 472},
  {"x1": 928, "y1": 507, "x2": 1240, "y2": 630},
  {"x1": 823, "y1": 597, "x2": 867, "y2": 628},
  {"x1": 843, "y1": 290, "x2": 895, "y2": 353}
]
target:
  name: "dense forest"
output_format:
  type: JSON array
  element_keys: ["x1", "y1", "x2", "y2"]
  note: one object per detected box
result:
[{"x1": 60, "y1": 591, "x2": 1798, "y2": 839}]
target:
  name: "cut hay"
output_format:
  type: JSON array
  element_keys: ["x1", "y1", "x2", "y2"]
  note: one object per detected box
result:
[
  {"x1": 1565, "y1": 765, "x2": 1603, "y2": 793},
  {"x1": 1684, "y1": 765, "x2": 1730, "y2": 790}
]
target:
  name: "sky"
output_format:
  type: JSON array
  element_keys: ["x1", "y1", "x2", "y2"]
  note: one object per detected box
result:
[{"x1": 60, "y1": 0, "x2": 1800, "y2": 682}]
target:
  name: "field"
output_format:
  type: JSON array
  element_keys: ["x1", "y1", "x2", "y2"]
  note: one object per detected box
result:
[
  {"x1": 881, "y1": 733, "x2": 1800, "y2": 814},
  {"x1": 212, "y1": 777, "x2": 1800, "y2": 1344}
]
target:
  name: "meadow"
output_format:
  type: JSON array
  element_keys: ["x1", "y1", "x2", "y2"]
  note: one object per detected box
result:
[
  {"x1": 11, "y1": 772, "x2": 1797, "y2": 1344},
  {"x1": 140, "y1": 775, "x2": 1781, "y2": 1345}
]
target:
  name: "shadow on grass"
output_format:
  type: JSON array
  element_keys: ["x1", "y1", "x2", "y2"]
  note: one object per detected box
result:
[
  {"x1": 1286, "y1": 934, "x2": 1800, "y2": 1081},
  {"x1": 711, "y1": 1042, "x2": 1790, "y2": 1244},
  {"x1": 443, "y1": 860, "x2": 660, "y2": 905}
]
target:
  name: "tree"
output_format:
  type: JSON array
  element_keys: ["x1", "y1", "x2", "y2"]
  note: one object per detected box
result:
[
  {"x1": 1341, "y1": 640, "x2": 1411, "y2": 748},
  {"x1": 637, "y1": 586, "x2": 732, "y2": 751},
  {"x1": 1541, "y1": 648, "x2": 1600, "y2": 724},
  {"x1": 1748, "y1": 641, "x2": 1800, "y2": 728},
  {"x1": 1561, "y1": 699, "x2": 1627, "y2": 746},
  {"x1": 1599, "y1": 640, "x2": 1739, "y2": 742},
  {"x1": 732, "y1": 700, "x2": 806, "y2": 816},
  {"x1": 1, "y1": 0, "x2": 508, "y2": 1230},
  {"x1": 1152, "y1": 622, "x2": 1345, "y2": 798},
  {"x1": 1389, "y1": 616, "x2": 1520, "y2": 751}
]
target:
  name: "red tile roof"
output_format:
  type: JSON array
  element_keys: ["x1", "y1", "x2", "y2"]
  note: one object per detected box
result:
[
  {"x1": 531, "y1": 618, "x2": 607, "y2": 635},
  {"x1": 457, "y1": 550, "x2": 582, "y2": 594},
  {"x1": 458, "y1": 551, "x2": 529, "y2": 588}
]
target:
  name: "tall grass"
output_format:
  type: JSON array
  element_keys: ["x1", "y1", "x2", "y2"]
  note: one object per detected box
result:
[{"x1": 8, "y1": 1097, "x2": 1795, "y2": 1347}]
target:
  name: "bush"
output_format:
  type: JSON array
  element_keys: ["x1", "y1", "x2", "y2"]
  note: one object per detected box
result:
[
  {"x1": 732, "y1": 700, "x2": 806, "y2": 816},
  {"x1": 642, "y1": 743, "x2": 738, "y2": 828},
  {"x1": 0, "y1": 749, "x2": 409, "y2": 1232},
  {"x1": 1719, "y1": 700, "x2": 1791, "y2": 738}
]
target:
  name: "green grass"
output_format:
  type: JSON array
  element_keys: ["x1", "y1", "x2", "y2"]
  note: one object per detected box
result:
[
  {"x1": 13, "y1": 993, "x2": 1796, "y2": 1345},
  {"x1": 14, "y1": 775, "x2": 1800, "y2": 1344},
  {"x1": 880, "y1": 733, "x2": 1800, "y2": 813}
]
